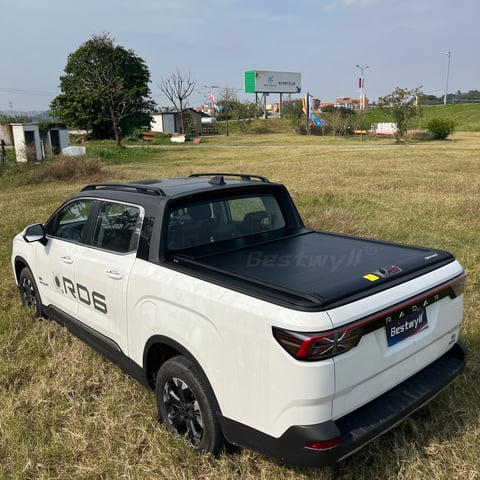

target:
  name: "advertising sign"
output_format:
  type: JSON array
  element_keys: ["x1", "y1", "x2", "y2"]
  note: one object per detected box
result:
[{"x1": 244, "y1": 71, "x2": 301, "y2": 94}]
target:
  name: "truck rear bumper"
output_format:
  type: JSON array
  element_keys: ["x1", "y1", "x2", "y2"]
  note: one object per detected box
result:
[{"x1": 221, "y1": 341, "x2": 466, "y2": 467}]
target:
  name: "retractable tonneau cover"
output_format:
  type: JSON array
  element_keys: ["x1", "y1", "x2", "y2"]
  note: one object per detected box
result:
[{"x1": 172, "y1": 230, "x2": 454, "y2": 310}]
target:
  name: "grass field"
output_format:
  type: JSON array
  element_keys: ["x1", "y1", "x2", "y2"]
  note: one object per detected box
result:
[
  {"x1": 364, "y1": 103, "x2": 480, "y2": 132},
  {"x1": 0, "y1": 132, "x2": 479, "y2": 479}
]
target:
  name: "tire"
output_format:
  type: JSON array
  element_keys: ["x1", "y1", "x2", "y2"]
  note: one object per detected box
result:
[
  {"x1": 156, "y1": 355, "x2": 224, "y2": 455},
  {"x1": 18, "y1": 266, "x2": 43, "y2": 318}
]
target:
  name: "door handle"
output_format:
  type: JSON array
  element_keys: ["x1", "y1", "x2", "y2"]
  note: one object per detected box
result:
[
  {"x1": 61, "y1": 256, "x2": 73, "y2": 264},
  {"x1": 106, "y1": 270, "x2": 123, "y2": 280}
]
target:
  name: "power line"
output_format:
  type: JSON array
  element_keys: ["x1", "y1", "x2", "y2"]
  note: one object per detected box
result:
[{"x1": 0, "y1": 87, "x2": 56, "y2": 97}]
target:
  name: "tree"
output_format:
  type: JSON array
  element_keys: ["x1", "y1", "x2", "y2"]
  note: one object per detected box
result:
[
  {"x1": 50, "y1": 33, "x2": 156, "y2": 146},
  {"x1": 378, "y1": 87, "x2": 423, "y2": 142},
  {"x1": 320, "y1": 106, "x2": 356, "y2": 137},
  {"x1": 323, "y1": 109, "x2": 354, "y2": 137},
  {"x1": 159, "y1": 69, "x2": 196, "y2": 134},
  {"x1": 231, "y1": 101, "x2": 263, "y2": 133},
  {"x1": 0, "y1": 114, "x2": 32, "y2": 123},
  {"x1": 217, "y1": 87, "x2": 238, "y2": 136},
  {"x1": 282, "y1": 100, "x2": 304, "y2": 132}
]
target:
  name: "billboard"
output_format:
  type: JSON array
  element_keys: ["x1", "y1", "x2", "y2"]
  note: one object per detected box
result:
[{"x1": 244, "y1": 71, "x2": 301, "y2": 94}]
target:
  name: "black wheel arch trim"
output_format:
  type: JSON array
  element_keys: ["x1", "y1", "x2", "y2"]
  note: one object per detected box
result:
[
  {"x1": 144, "y1": 334, "x2": 223, "y2": 417},
  {"x1": 13, "y1": 255, "x2": 31, "y2": 282}
]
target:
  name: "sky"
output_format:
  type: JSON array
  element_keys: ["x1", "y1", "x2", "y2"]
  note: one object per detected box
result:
[{"x1": 1, "y1": 0, "x2": 478, "y2": 112}]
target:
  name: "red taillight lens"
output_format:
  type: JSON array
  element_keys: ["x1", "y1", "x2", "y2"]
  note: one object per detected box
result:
[
  {"x1": 450, "y1": 274, "x2": 466, "y2": 298},
  {"x1": 273, "y1": 325, "x2": 364, "y2": 361},
  {"x1": 305, "y1": 438, "x2": 341, "y2": 450}
]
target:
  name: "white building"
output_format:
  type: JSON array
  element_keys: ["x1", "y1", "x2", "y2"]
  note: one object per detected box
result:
[{"x1": 6, "y1": 123, "x2": 70, "y2": 162}]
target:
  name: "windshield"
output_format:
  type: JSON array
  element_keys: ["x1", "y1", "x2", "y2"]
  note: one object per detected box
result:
[{"x1": 167, "y1": 194, "x2": 286, "y2": 250}]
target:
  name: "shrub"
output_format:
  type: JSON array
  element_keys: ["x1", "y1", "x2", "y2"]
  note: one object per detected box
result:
[
  {"x1": 153, "y1": 132, "x2": 172, "y2": 144},
  {"x1": 427, "y1": 118, "x2": 455, "y2": 140},
  {"x1": 16, "y1": 156, "x2": 104, "y2": 185}
]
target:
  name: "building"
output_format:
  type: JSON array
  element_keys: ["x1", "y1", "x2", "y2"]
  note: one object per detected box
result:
[
  {"x1": 151, "y1": 109, "x2": 202, "y2": 136},
  {"x1": 1, "y1": 123, "x2": 70, "y2": 163},
  {"x1": 11, "y1": 123, "x2": 43, "y2": 162}
]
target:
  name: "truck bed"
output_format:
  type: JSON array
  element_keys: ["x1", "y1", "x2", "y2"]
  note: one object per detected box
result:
[{"x1": 170, "y1": 229, "x2": 455, "y2": 310}]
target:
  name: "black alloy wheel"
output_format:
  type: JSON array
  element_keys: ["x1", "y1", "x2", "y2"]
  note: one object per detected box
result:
[
  {"x1": 19, "y1": 267, "x2": 42, "y2": 318},
  {"x1": 156, "y1": 356, "x2": 224, "y2": 454}
]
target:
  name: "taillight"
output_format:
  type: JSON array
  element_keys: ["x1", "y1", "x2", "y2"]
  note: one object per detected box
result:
[
  {"x1": 272, "y1": 324, "x2": 364, "y2": 361},
  {"x1": 273, "y1": 271, "x2": 466, "y2": 362},
  {"x1": 450, "y1": 274, "x2": 466, "y2": 297}
]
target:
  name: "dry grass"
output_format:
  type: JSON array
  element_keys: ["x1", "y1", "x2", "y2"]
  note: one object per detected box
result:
[
  {"x1": 9, "y1": 156, "x2": 104, "y2": 186},
  {"x1": 0, "y1": 132, "x2": 479, "y2": 479}
]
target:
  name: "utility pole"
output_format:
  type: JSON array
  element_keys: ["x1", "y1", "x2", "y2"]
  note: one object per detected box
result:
[
  {"x1": 356, "y1": 64, "x2": 369, "y2": 109},
  {"x1": 444, "y1": 51, "x2": 451, "y2": 106}
]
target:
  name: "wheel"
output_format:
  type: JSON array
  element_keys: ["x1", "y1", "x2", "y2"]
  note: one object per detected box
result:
[
  {"x1": 156, "y1": 355, "x2": 224, "y2": 455},
  {"x1": 18, "y1": 267, "x2": 42, "y2": 318}
]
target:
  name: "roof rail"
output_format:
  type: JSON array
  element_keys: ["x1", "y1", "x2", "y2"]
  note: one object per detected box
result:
[
  {"x1": 189, "y1": 173, "x2": 270, "y2": 183},
  {"x1": 81, "y1": 182, "x2": 166, "y2": 196}
]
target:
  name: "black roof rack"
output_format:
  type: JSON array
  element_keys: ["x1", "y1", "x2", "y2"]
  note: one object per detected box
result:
[
  {"x1": 81, "y1": 182, "x2": 166, "y2": 196},
  {"x1": 189, "y1": 173, "x2": 270, "y2": 183}
]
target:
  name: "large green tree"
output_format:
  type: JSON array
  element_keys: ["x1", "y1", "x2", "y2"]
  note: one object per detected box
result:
[{"x1": 50, "y1": 34, "x2": 156, "y2": 145}]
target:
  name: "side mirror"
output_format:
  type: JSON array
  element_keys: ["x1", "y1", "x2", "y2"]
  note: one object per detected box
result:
[{"x1": 24, "y1": 224, "x2": 47, "y2": 245}]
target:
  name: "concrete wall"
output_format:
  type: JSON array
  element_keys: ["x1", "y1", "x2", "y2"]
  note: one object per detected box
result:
[
  {"x1": 0, "y1": 124, "x2": 13, "y2": 146},
  {"x1": 11, "y1": 123, "x2": 43, "y2": 162},
  {"x1": 152, "y1": 113, "x2": 175, "y2": 133}
]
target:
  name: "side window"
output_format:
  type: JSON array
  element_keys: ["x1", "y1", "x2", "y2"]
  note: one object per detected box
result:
[
  {"x1": 48, "y1": 199, "x2": 94, "y2": 243},
  {"x1": 92, "y1": 202, "x2": 141, "y2": 254}
]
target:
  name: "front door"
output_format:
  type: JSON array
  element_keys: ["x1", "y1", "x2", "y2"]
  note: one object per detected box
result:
[
  {"x1": 75, "y1": 201, "x2": 143, "y2": 354},
  {"x1": 40, "y1": 198, "x2": 96, "y2": 316}
]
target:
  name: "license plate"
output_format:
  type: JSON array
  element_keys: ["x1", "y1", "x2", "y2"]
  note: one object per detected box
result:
[{"x1": 386, "y1": 309, "x2": 428, "y2": 347}]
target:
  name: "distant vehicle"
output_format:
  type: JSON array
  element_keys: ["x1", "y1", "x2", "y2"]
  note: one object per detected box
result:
[{"x1": 201, "y1": 116, "x2": 217, "y2": 124}]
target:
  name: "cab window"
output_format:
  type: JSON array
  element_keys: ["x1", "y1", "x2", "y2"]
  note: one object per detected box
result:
[
  {"x1": 167, "y1": 194, "x2": 285, "y2": 250},
  {"x1": 92, "y1": 202, "x2": 142, "y2": 253},
  {"x1": 47, "y1": 199, "x2": 94, "y2": 243}
]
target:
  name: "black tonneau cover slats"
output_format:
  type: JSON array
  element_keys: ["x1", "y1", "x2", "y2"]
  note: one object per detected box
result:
[{"x1": 170, "y1": 230, "x2": 454, "y2": 310}]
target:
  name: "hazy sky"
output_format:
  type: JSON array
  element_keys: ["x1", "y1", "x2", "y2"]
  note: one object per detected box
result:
[{"x1": 1, "y1": 0, "x2": 477, "y2": 112}]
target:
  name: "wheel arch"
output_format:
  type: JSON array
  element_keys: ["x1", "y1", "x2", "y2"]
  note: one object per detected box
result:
[
  {"x1": 13, "y1": 255, "x2": 30, "y2": 284},
  {"x1": 143, "y1": 334, "x2": 223, "y2": 416}
]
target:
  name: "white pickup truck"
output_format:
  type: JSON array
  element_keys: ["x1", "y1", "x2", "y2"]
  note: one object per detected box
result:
[{"x1": 11, "y1": 173, "x2": 466, "y2": 467}]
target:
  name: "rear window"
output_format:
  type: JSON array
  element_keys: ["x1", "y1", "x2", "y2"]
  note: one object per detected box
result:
[{"x1": 167, "y1": 194, "x2": 285, "y2": 250}]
